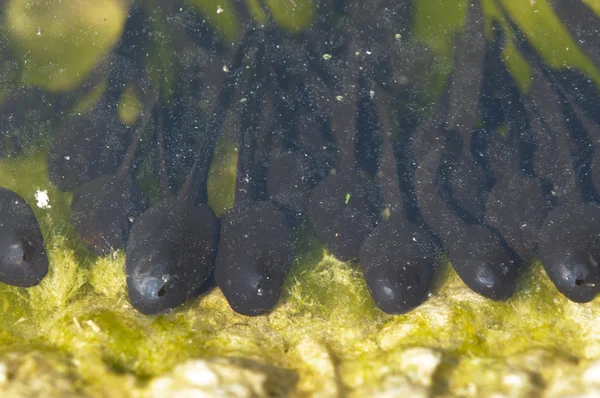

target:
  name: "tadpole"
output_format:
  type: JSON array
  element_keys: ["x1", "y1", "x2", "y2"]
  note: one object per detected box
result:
[
  {"x1": 70, "y1": 107, "x2": 154, "y2": 255},
  {"x1": 307, "y1": 48, "x2": 378, "y2": 262},
  {"x1": 414, "y1": 122, "x2": 518, "y2": 300},
  {"x1": 499, "y1": 6, "x2": 600, "y2": 301},
  {"x1": 412, "y1": 2, "x2": 520, "y2": 299},
  {"x1": 483, "y1": 27, "x2": 552, "y2": 263},
  {"x1": 126, "y1": 31, "x2": 256, "y2": 314},
  {"x1": 125, "y1": 130, "x2": 218, "y2": 314},
  {"x1": 0, "y1": 188, "x2": 48, "y2": 287},
  {"x1": 359, "y1": 87, "x2": 439, "y2": 314},
  {"x1": 214, "y1": 35, "x2": 295, "y2": 316},
  {"x1": 47, "y1": 55, "x2": 150, "y2": 192},
  {"x1": 440, "y1": 0, "x2": 489, "y2": 223}
]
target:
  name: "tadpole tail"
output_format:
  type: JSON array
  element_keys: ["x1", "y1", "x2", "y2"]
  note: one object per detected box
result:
[
  {"x1": 372, "y1": 86, "x2": 404, "y2": 213},
  {"x1": 193, "y1": 27, "x2": 260, "y2": 205},
  {"x1": 498, "y1": 4, "x2": 582, "y2": 206},
  {"x1": 115, "y1": 104, "x2": 156, "y2": 180}
]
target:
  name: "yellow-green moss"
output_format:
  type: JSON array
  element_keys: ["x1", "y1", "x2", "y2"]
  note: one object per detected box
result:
[{"x1": 2, "y1": 142, "x2": 600, "y2": 396}]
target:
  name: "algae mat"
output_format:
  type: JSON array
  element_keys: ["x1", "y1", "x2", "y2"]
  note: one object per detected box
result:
[{"x1": 0, "y1": 150, "x2": 597, "y2": 397}]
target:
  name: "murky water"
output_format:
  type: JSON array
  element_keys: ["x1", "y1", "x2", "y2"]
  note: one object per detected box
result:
[{"x1": 1, "y1": 0, "x2": 600, "y2": 316}]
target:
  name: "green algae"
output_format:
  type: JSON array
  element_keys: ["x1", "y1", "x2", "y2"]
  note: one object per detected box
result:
[
  {"x1": 4, "y1": 0, "x2": 127, "y2": 93},
  {"x1": 0, "y1": 149, "x2": 600, "y2": 395}
]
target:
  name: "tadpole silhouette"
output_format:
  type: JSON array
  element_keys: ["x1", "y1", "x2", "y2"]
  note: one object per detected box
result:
[
  {"x1": 413, "y1": 121, "x2": 518, "y2": 299},
  {"x1": 214, "y1": 35, "x2": 295, "y2": 316},
  {"x1": 359, "y1": 87, "x2": 439, "y2": 314},
  {"x1": 0, "y1": 188, "x2": 48, "y2": 287},
  {"x1": 0, "y1": 88, "x2": 50, "y2": 159},
  {"x1": 47, "y1": 54, "x2": 152, "y2": 192},
  {"x1": 307, "y1": 48, "x2": 378, "y2": 262},
  {"x1": 70, "y1": 107, "x2": 154, "y2": 255},
  {"x1": 125, "y1": 29, "x2": 256, "y2": 314},
  {"x1": 499, "y1": 5, "x2": 600, "y2": 301},
  {"x1": 483, "y1": 24, "x2": 552, "y2": 263},
  {"x1": 266, "y1": 84, "x2": 313, "y2": 227},
  {"x1": 439, "y1": 0, "x2": 489, "y2": 223},
  {"x1": 125, "y1": 140, "x2": 219, "y2": 314}
]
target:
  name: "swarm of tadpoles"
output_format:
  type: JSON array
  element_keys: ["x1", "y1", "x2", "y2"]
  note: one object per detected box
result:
[{"x1": 2, "y1": 0, "x2": 600, "y2": 315}]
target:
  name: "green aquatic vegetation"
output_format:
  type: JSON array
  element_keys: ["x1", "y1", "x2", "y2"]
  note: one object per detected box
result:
[
  {"x1": 1, "y1": 151, "x2": 600, "y2": 396},
  {"x1": 414, "y1": 0, "x2": 600, "y2": 95},
  {"x1": 4, "y1": 0, "x2": 128, "y2": 92}
]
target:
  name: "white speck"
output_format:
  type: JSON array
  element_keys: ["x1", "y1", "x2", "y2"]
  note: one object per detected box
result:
[
  {"x1": 86, "y1": 320, "x2": 101, "y2": 333},
  {"x1": 216, "y1": 5, "x2": 224, "y2": 14},
  {"x1": 257, "y1": 288, "x2": 263, "y2": 296},
  {"x1": 37, "y1": 27, "x2": 42, "y2": 36},
  {"x1": 35, "y1": 189, "x2": 51, "y2": 209},
  {"x1": 0, "y1": 363, "x2": 6, "y2": 384},
  {"x1": 64, "y1": 155, "x2": 70, "y2": 161},
  {"x1": 369, "y1": 90, "x2": 375, "y2": 98},
  {"x1": 584, "y1": 360, "x2": 600, "y2": 382},
  {"x1": 395, "y1": 33, "x2": 401, "y2": 40},
  {"x1": 73, "y1": 317, "x2": 82, "y2": 331},
  {"x1": 336, "y1": 95, "x2": 344, "y2": 101},
  {"x1": 222, "y1": 65, "x2": 229, "y2": 73},
  {"x1": 322, "y1": 54, "x2": 332, "y2": 60}
]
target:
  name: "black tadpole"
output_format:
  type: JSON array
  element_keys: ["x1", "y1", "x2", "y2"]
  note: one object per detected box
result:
[
  {"x1": 414, "y1": 127, "x2": 518, "y2": 300},
  {"x1": 307, "y1": 48, "x2": 378, "y2": 262},
  {"x1": 483, "y1": 43, "x2": 552, "y2": 263},
  {"x1": 214, "y1": 39, "x2": 295, "y2": 316},
  {"x1": 412, "y1": 1, "x2": 520, "y2": 300},
  {"x1": 124, "y1": 29, "x2": 257, "y2": 314},
  {"x1": 266, "y1": 85, "x2": 313, "y2": 227},
  {"x1": 0, "y1": 188, "x2": 48, "y2": 287},
  {"x1": 359, "y1": 87, "x2": 439, "y2": 314},
  {"x1": 441, "y1": 0, "x2": 489, "y2": 223},
  {"x1": 48, "y1": 53, "x2": 152, "y2": 192},
  {"x1": 48, "y1": 99, "x2": 131, "y2": 192},
  {"x1": 70, "y1": 107, "x2": 153, "y2": 255},
  {"x1": 125, "y1": 154, "x2": 219, "y2": 314},
  {"x1": 498, "y1": 5, "x2": 600, "y2": 301}
]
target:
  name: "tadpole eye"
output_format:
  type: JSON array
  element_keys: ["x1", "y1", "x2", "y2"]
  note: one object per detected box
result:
[
  {"x1": 157, "y1": 285, "x2": 166, "y2": 297},
  {"x1": 576, "y1": 279, "x2": 585, "y2": 286}
]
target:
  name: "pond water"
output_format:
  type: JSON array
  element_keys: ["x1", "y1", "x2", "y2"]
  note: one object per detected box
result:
[{"x1": 1, "y1": 0, "x2": 600, "y2": 318}]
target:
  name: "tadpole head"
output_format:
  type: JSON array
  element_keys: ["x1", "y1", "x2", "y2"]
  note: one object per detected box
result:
[
  {"x1": 215, "y1": 202, "x2": 294, "y2": 316},
  {"x1": 71, "y1": 175, "x2": 148, "y2": 255},
  {"x1": 48, "y1": 111, "x2": 127, "y2": 192},
  {"x1": 538, "y1": 204, "x2": 600, "y2": 302},
  {"x1": 125, "y1": 200, "x2": 220, "y2": 314},
  {"x1": 0, "y1": 188, "x2": 48, "y2": 287},
  {"x1": 360, "y1": 215, "x2": 438, "y2": 314},
  {"x1": 0, "y1": 235, "x2": 48, "y2": 287},
  {"x1": 308, "y1": 173, "x2": 377, "y2": 261},
  {"x1": 126, "y1": 267, "x2": 187, "y2": 315},
  {"x1": 447, "y1": 225, "x2": 518, "y2": 300}
]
